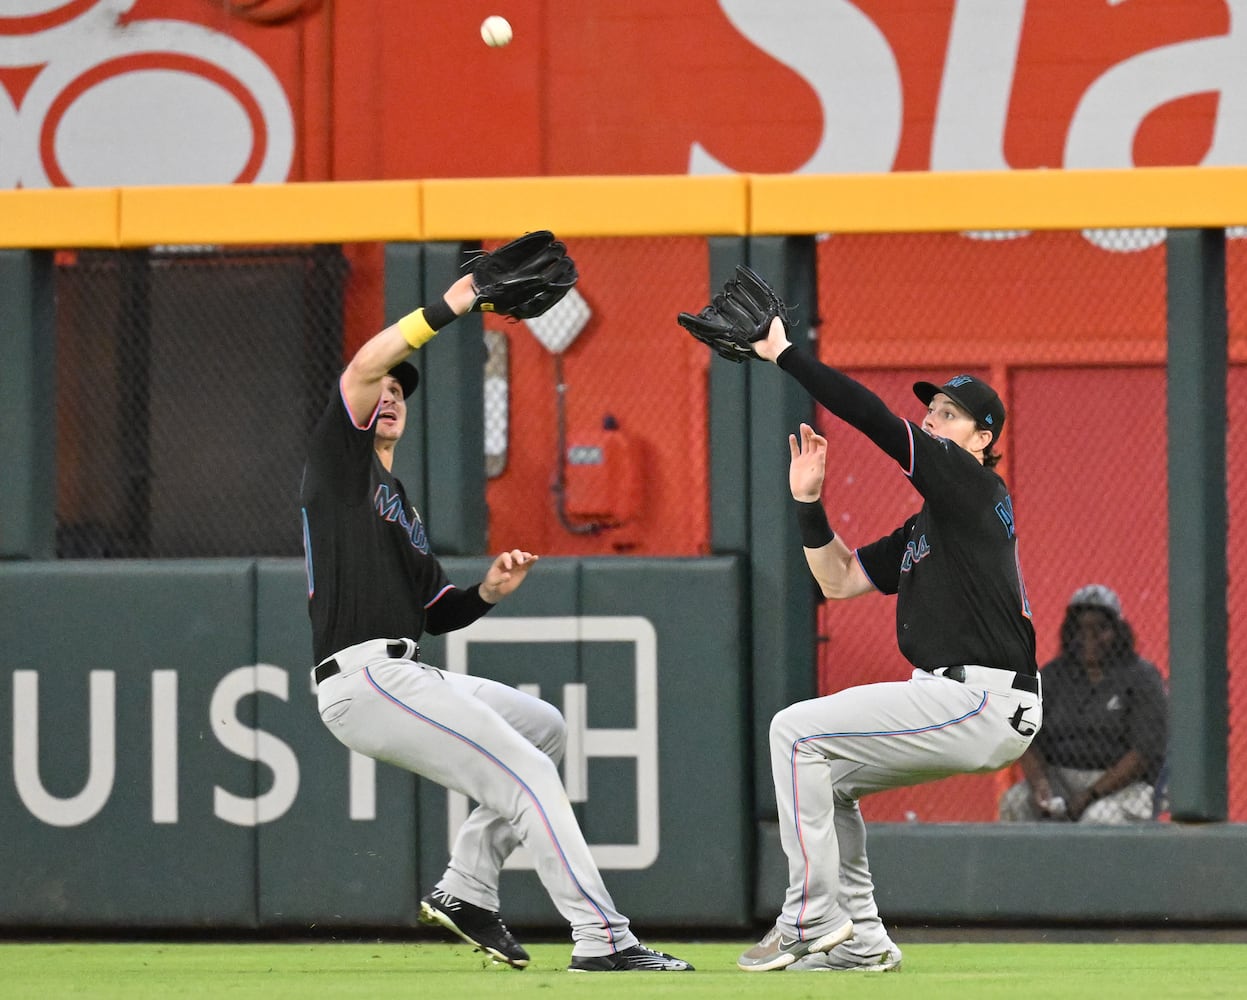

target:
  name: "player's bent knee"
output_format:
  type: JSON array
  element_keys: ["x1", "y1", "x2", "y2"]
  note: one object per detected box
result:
[
  {"x1": 530, "y1": 700, "x2": 567, "y2": 760},
  {"x1": 769, "y1": 703, "x2": 805, "y2": 744}
]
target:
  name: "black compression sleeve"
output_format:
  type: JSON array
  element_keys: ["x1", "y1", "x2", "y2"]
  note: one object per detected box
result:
[
  {"x1": 776, "y1": 345, "x2": 911, "y2": 465},
  {"x1": 423, "y1": 584, "x2": 495, "y2": 635}
]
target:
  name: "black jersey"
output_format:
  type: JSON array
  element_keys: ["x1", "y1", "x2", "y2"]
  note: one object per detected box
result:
[
  {"x1": 300, "y1": 382, "x2": 455, "y2": 663},
  {"x1": 774, "y1": 347, "x2": 1037, "y2": 678},
  {"x1": 855, "y1": 421, "x2": 1037, "y2": 675}
]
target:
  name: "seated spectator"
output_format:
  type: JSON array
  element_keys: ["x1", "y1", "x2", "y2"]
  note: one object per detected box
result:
[{"x1": 999, "y1": 584, "x2": 1167, "y2": 823}]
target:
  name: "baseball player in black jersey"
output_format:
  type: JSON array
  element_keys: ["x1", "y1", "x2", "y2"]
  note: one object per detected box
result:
[
  {"x1": 300, "y1": 267, "x2": 690, "y2": 973},
  {"x1": 736, "y1": 318, "x2": 1041, "y2": 974}
]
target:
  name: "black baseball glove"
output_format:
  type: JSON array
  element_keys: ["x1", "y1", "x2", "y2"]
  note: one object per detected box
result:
[
  {"x1": 677, "y1": 264, "x2": 790, "y2": 363},
  {"x1": 467, "y1": 230, "x2": 578, "y2": 320}
]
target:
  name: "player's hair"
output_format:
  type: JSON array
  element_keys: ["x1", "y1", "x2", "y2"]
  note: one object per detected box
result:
[{"x1": 973, "y1": 414, "x2": 1002, "y2": 468}]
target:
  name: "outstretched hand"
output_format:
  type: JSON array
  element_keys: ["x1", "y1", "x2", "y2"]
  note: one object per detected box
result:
[
  {"x1": 753, "y1": 315, "x2": 793, "y2": 364},
  {"x1": 444, "y1": 272, "x2": 480, "y2": 314},
  {"x1": 789, "y1": 422, "x2": 828, "y2": 502},
  {"x1": 480, "y1": 549, "x2": 540, "y2": 603}
]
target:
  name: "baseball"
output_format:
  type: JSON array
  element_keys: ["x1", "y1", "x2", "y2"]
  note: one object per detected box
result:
[{"x1": 480, "y1": 15, "x2": 512, "y2": 48}]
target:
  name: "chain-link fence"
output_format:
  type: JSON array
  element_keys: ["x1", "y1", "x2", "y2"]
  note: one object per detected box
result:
[
  {"x1": 1226, "y1": 231, "x2": 1247, "y2": 825},
  {"x1": 54, "y1": 245, "x2": 347, "y2": 558},
  {"x1": 482, "y1": 236, "x2": 713, "y2": 557}
]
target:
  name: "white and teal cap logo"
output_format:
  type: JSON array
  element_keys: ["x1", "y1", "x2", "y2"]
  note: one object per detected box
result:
[{"x1": 912, "y1": 374, "x2": 1007, "y2": 444}]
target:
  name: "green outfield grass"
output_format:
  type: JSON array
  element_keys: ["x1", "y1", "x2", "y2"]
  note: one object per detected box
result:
[{"x1": 3, "y1": 940, "x2": 1244, "y2": 999}]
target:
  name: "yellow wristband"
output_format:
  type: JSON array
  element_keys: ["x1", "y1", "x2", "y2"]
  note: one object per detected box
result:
[{"x1": 397, "y1": 308, "x2": 438, "y2": 350}]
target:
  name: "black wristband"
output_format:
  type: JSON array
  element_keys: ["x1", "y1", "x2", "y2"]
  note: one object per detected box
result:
[
  {"x1": 424, "y1": 297, "x2": 457, "y2": 331},
  {"x1": 794, "y1": 498, "x2": 835, "y2": 548}
]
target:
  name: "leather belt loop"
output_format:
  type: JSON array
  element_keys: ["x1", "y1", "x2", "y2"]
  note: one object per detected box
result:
[
  {"x1": 313, "y1": 658, "x2": 341, "y2": 685},
  {"x1": 1012, "y1": 673, "x2": 1040, "y2": 695}
]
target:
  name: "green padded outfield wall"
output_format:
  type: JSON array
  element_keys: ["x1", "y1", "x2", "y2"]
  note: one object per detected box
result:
[
  {"x1": 0, "y1": 562, "x2": 259, "y2": 927},
  {"x1": 755, "y1": 821, "x2": 1247, "y2": 925},
  {"x1": 7, "y1": 558, "x2": 1247, "y2": 928},
  {"x1": 0, "y1": 556, "x2": 750, "y2": 930},
  {"x1": 253, "y1": 560, "x2": 421, "y2": 928}
]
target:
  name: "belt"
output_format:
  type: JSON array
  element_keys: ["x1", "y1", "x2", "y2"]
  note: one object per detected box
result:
[
  {"x1": 931, "y1": 664, "x2": 1039, "y2": 695},
  {"x1": 314, "y1": 639, "x2": 418, "y2": 685}
]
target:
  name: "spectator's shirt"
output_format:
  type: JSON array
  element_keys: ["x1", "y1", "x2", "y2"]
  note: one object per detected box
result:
[{"x1": 1033, "y1": 655, "x2": 1168, "y2": 781}]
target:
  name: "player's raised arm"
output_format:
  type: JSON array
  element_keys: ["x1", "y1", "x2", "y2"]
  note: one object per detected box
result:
[
  {"x1": 788, "y1": 423, "x2": 874, "y2": 600},
  {"x1": 341, "y1": 231, "x2": 578, "y2": 425},
  {"x1": 677, "y1": 269, "x2": 911, "y2": 466},
  {"x1": 340, "y1": 273, "x2": 476, "y2": 425},
  {"x1": 769, "y1": 327, "x2": 911, "y2": 467}
]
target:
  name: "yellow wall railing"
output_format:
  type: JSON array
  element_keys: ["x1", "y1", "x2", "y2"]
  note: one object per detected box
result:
[{"x1": 4, "y1": 166, "x2": 1247, "y2": 249}]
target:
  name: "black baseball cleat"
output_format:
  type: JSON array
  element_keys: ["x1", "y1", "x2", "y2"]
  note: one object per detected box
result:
[
  {"x1": 567, "y1": 944, "x2": 694, "y2": 972},
  {"x1": 419, "y1": 889, "x2": 530, "y2": 968}
]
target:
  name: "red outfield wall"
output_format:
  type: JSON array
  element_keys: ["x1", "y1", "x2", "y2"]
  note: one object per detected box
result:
[{"x1": 3, "y1": 1, "x2": 1240, "y2": 183}]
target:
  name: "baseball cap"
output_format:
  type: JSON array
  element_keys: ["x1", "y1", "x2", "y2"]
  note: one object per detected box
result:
[
  {"x1": 389, "y1": 362, "x2": 420, "y2": 398},
  {"x1": 1068, "y1": 583, "x2": 1122, "y2": 619},
  {"x1": 913, "y1": 374, "x2": 1006, "y2": 445}
]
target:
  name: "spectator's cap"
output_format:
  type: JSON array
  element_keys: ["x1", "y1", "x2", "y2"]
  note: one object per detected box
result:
[
  {"x1": 1069, "y1": 583, "x2": 1122, "y2": 619},
  {"x1": 388, "y1": 362, "x2": 420, "y2": 398},
  {"x1": 913, "y1": 374, "x2": 1006, "y2": 445}
]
